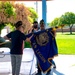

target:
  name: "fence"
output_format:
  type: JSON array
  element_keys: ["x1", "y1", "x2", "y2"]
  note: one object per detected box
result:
[{"x1": 56, "y1": 28, "x2": 75, "y2": 32}]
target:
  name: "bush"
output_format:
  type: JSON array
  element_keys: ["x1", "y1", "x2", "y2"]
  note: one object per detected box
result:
[{"x1": 24, "y1": 41, "x2": 31, "y2": 48}]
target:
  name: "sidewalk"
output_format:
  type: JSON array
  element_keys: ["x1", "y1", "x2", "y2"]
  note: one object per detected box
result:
[
  {"x1": 0, "y1": 54, "x2": 75, "y2": 75},
  {"x1": 50, "y1": 54, "x2": 75, "y2": 75}
]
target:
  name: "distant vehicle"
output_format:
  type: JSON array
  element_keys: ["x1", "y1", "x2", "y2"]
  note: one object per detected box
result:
[{"x1": 0, "y1": 37, "x2": 11, "y2": 48}]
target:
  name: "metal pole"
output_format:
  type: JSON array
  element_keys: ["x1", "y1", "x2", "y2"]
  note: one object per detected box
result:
[
  {"x1": 42, "y1": 0, "x2": 47, "y2": 27},
  {"x1": 36, "y1": 1, "x2": 38, "y2": 21}
]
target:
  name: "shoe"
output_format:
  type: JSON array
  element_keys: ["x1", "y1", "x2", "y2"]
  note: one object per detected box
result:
[{"x1": 53, "y1": 65, "x2": 56, "y2": 69}]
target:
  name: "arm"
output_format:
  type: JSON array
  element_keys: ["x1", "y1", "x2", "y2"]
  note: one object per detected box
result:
[
  {"x1": 25, "y1": 35, "x2": 33, "y2": 43},
  {"x1": 4, "y1": 36, "x2": 11, "y2": 41},
  {"x1": 3, "y1": 32, "x2": 12, "y2": 41}
]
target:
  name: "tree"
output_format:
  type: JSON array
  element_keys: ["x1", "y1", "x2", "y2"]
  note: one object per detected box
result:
[
  {"x1": 58, "y1": 15, "x2": 67, "y2": 33},
  {"x1": 13, "y1": 2, "x2": 32, "y2": 32},
  {"x1": 0, "y1": 1, "x2": 16, "y2": 35},
  {"x1": 50, "y1": 12, "x2": 75, "y2": 34},
  {"x1": 50, "y1": 18, "x2": 59, "y2": 27},
  {"x1": 0, "y1": 1, "x2": 31, "y2": 48},
  {"x1": 59, "y1": 12, "x2": 75, "y2": 34},
  {"x1": 0, "y1": 1, "x2": 33, "y2": 33},
  {"x1": 28, "y1": 7, "x2": 38, "y2": 23},
  {"x1": 50, "y1": 17, "x2": 66, "y2": 33}
]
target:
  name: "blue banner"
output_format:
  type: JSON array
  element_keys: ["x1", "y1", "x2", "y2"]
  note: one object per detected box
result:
[{"x1": 26, "y1": 28, "x2": 58, "y2": 73}]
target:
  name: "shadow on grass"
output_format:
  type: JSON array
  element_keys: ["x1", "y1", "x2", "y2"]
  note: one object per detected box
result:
[
  {"x1": 58, "y1": 32, "x2": 75, "y2": 35},
  {"x1": 64, "y1": 33, "x2": 75, "y2": 35}
]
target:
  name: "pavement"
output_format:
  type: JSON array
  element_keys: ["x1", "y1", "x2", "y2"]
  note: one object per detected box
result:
[
  {"x1": 50, "y1": 55, "x2": 75, "y2": 75},
  {"x1": 0, "y1": 48, "x2": 75, "y2": 75},
  {"x1": 0, "y1": 54, "x2": 75, "y2": 75}
]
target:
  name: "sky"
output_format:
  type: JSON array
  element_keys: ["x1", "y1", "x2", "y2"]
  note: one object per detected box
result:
[{"x1": 17, "y1": 0, "x2": 75, "y2": 23}]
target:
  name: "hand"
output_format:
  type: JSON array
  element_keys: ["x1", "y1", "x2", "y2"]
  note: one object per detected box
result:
[
  {"x1": 26, "y1": 38, "x2": 30, "y2": 42},
  {"x1": 26, "y1": 35, "x2": 33, "y2": 42}
]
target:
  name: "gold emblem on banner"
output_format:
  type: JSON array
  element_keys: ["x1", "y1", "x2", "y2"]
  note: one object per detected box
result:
[{"x1": 36, "y1": 32, "x2": 49, "y2": 46}]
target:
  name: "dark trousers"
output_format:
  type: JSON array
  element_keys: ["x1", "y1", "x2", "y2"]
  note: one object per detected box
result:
[
  {"x1": 37, "y1": 64, "x2": 41, "y2": 73},
  {"x1": 51, "y1": 59, "x2": 56, "y2": 68}
]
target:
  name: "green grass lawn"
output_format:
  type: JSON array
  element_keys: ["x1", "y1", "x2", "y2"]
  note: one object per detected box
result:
[{"x1": 56, "y1": 32, "x2": 75, "y2": 55}]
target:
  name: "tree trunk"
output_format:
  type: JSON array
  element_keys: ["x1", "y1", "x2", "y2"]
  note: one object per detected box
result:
[
  {"x1": 61, "y1": 27, "x2": 64, "y2": 34},
  {"x1": 69, "y1": 24, "x2": 73, "y2": 34},
  {"x1": 70, "y1": 27, "x2": 72, "y2": 34}
]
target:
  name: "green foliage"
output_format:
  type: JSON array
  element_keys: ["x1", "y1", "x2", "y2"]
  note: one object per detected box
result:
[
  {"x1": 50, "y1": 12, "x2": 75, "y2": 27},
  {"x1": 0, "y1": 1, "x2": 16, "y2": 18},
  {"x1": 64, "y1": 12, "x2": 75, "y2": 24},
  {"x1": 59, "y1": 12, "x2": 75, "y2": 34},
  {"x1": 59, "y1": 12, "x2": 75, "y2": 25},
  {"x1": 3, "y1": 1, "x2": 16, "y2": 18},
  {"x1": 24, "y1": 41, "x2": 31, "y2": 48},
  {"x1": 0, "y1": 1, "x2": 16, "y2": 33},
  {"x1": 50, "y1": 18, "x2": 59, "y2": 27},
  {"x1": 28, "y1": 16, "x2": 33, "y2": 23},
  {"x1": 6, "y1": 23, "x2": 15, "y2": 31},
  {"x1": 28, "y1": 7, "x2": 38, "y2": 23}
]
